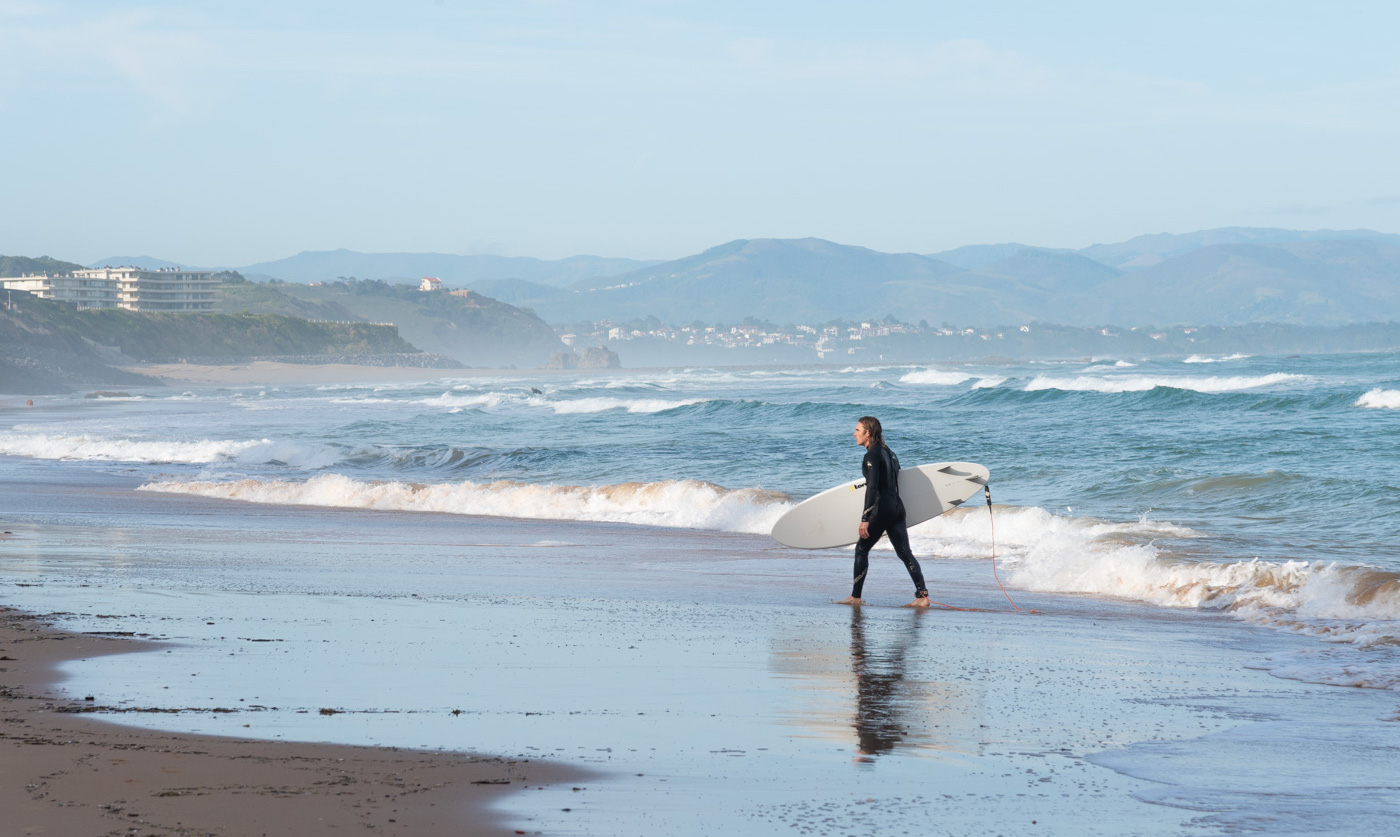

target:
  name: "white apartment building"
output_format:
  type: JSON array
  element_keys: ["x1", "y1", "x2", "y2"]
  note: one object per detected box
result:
[
  {"x1": 3, "y1": 267, "x2": 220, "y2": 312},
  {"x1": 76, "y1": 267, "x2": 220, "y2": 311},
  {"x1": 0, "y1": 273, "x2": 120, "y2": 309}
]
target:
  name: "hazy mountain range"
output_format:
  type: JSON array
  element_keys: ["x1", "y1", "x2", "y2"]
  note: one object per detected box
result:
[
  {"x1": 478, "y1": 231, "x2": 1400, "y2": 328},
  {"x1": 85, "y1": 226, "x2": 1400, "y2": 327}
]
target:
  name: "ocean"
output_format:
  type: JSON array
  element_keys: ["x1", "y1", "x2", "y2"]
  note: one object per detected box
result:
[{"x1": 3, "y1": 351, "x2": 1399, "y2": 834}]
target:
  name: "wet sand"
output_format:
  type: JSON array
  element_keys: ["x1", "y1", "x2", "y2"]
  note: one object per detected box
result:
[
  {"x1": 5, "y1": 462, "x2": 1400, "y2": 835},
  {"x1": 0, "y1": 606, "x2": 585, "y2": 836}
]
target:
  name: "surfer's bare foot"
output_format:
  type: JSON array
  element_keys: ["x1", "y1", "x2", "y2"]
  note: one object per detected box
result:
[
  {"x1": 904, "y1": 596, "x2": 931, "y2": 608},
  {"x1": 836, "y1": 596, "x2": 864, "y2": 606}
]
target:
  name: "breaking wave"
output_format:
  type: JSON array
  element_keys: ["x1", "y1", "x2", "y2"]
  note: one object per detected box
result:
[
  {"x1": 541, "y1": 396, "x2": 708, "y2": 414},
  {"x1": 899, "y1": 370, "x2": 973, "y2": 386},
  {"x1": 899, "y1": 370, "x2": 1006, "y2": 389},
  {"x1": 1356, "y1": 388, "x2": 1400, "y2": 410},
  {"x1": 328, "y1": 390, "x2": 708, "y2": 414},
  {"x1": 1024, "y1": 373, "x2": 1306, "y2": 394},
  {"x1": 138, "y1": 475, "x2": 792, "y2": 534},
  {"x1": 1183, "y1": 353, "x2": 1250, "y2": 363},
  {"x1": 904, "y1": 505, "x2": 1400, "y2": 659},
  {"x1": 0, "y1": 432, "x2": 273, "y2": 465}
]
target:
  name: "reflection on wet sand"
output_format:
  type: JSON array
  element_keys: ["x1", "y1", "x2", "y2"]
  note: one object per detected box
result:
[
  {"x1": 850, "y1": 607, "x2": 915, "y2": 761},
  {"x1": 770, "y1": 608, "x2": 980, "y2": 763}
]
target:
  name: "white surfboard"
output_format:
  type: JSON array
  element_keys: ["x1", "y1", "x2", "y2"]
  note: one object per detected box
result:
[{"x1": 771, "y1": 462, "x2": 989, "y2": 549}]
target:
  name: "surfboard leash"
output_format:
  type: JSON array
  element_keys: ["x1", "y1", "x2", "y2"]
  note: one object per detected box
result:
[{"x1": 985, "y1": 484, "x2": 1025, "y2": 612}]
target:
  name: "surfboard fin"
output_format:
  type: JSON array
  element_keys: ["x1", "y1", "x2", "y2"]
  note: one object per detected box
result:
[{"x1": 938, "y1": 465, "x2": 988, "y2": 486}]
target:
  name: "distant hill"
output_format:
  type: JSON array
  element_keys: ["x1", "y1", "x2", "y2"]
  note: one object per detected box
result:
[
  {"x1": 901, "y1": 249, "x2": 1126, "y2": 325},
  {"x1": 235, "y1": 279, "x2": 567, "y2": 367},
  {"x1": 239, "y1": 249, "x2": 659, "y2": 288},
  {"x1": 968, "y1": 249, "x2": 1122, "y2": 293},
  {"x1": 217, "y1": 273, "x2": 363, "y2": 321},
  {"x1": 0, "y1": 255, "x2": 86, "y2": 277},
  {"x1": 1078, "y1": 227, "x2": 1400, "y2": 270},
  {"x1": 519, "y1": 234, "x2": 1400, "y2": 328},
  {"x1": 1089, "y1": 240, "x2": 1400, "y2": 326},
  {"x1": 455, "y1": 277, "x2": 574, "y2": 308},
  {"x1": 0, "y1": 293, "x2": 417, "y2": 394},
  {"x1": 522, "y1": 238, "x2": 966, "y2": 324},
  {"x1": 927, "y1": 243, "x2": 1071, "y2": 270}
]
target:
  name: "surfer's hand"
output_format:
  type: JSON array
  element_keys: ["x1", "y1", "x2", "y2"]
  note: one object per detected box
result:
[{"x1": 858, "y1": 521, "x2": 869, "y2": 539}]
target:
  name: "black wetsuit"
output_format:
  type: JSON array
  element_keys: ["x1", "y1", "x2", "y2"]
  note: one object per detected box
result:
[{"x1": 851, "y1": 444, "x2": 928, "y2": 599}]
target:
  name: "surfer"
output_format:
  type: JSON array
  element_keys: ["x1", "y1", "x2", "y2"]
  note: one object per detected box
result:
[{"x1": 837, "y1": 416, "x2": 931, "y2": 608}]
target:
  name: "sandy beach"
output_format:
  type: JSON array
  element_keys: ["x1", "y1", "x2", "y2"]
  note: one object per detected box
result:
[
  {"x1": 0, "y1": 606, "x2": 586, "y2": 836},
  {"x1": 119, "y1": 361, "x2": 510, "y2": 387}
]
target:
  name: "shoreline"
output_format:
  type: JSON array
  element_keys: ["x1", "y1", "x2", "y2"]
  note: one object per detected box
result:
[
  {"x1": 113, "y1": 359, "x2": 867, "y2": 387},
  {"x1": 117, "y1": 361, "x2": 515, "y2": 386},
  {"x1": 0, "y1": 604, "x2": 586, "y2": 836}
]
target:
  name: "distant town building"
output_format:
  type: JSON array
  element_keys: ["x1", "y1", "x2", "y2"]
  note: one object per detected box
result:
[
  {"x1": 0, "y1": 273, "x2": 119, "y2": 309},
  {"x1": 419, "y1": 276, "x2": 442, "y2": 292}
]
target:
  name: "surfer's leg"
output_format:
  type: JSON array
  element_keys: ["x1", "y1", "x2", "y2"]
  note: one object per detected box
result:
[
  {"x1": 848, "y1": 526, "x2": 882, "y2": 600},
  {"x1": 886, "y1": 521, "x2": 930, "y2": 606}
]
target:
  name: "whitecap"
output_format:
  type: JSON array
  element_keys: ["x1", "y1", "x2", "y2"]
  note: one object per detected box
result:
[
  {"x1": 1355, "y1": 388, "x2": 1400, "y2": 410},
  {"x1": 1183, "y1": 353, "x2": 1250, "y2": 364},
  {"x1": 0, "y1": 432, "x2": 270, "y2": 464},
  {"x1": 1024, "y1": 373, "x2": 1306, "y2": 394},
  {"x1": 898, "y1": 370, "x2": 973, "y2": 386},
  {"x1": 543, "y1": 396, "x2": 707, "y2": 414}
]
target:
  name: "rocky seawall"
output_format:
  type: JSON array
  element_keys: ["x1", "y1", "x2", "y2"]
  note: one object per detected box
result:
[
  {"x1": 148, "y1": 353, "x2": 465, "y2": 368},
  {"x1": 0, "y1": 343, "x2": 159, "y2": 395}
]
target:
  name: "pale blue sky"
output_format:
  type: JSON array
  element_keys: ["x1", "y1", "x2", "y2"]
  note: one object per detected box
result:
[{"x1": 3, "y1": 1, "x2": 1398, "y2": 266}]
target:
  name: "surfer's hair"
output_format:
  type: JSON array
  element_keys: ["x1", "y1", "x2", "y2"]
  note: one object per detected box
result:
[{"x1": 857, "y1": 416, "x2": 885, "y2": 449}]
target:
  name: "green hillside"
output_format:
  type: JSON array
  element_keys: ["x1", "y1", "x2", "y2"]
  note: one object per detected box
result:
[
  {"x1": 253, "y1": 279, "x2": 566, "y2": 367},
  {"x1": 73, "y1": 309, "x2": 416, "y2": 359},
  {"x1": 0, "y1": 254, "x2": 86, "y2": 277},
  {"x1": 216, "y1": 272, "x2": 363, "y2": 320},
  {"x1": 0, "y1": 292, "x2": 423, "y2": 394}
]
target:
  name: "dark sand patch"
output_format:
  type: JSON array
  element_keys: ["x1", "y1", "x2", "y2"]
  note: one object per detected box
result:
[{"x1": 0, "y1": 606, "x2": 586, "y2": 836}]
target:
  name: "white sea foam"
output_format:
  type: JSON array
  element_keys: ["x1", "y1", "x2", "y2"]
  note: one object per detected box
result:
[
  {"x1": 1355, "y1": 388, "x2": 1400, "y2": 410},
  {"x1": 1024, "y1": 372, "x2": 1306, "y2": 394},
  {"x1": 329, "y1": 391, "x2": 512, "y2": 410},
  {"x1": 1183, "y1": 353, "x2": 1250, "y2": 363},
  {"x1": 971, "y1": 376, "x2": 1007, "y2": 389},
  {"x1": 139, "y1": 475, "x2": 792, "y2": 534},
  {"x1": 900, "y1": 505, "x2": 1400, "y2": 667},
  {"x1": 1254, "y1": 650, "x2": 1400, "y2": 691},
  {"x1": 1080, "y1": 360, "x2": 1136, "y2": 370},
  {"x1": 419, "y1": 392, "x2": 511, "y2": 411},
  {"x1": 0, "y1": 432, "x2": 270, "y2": 464},
  {"x1": 543, "y1": 397, "x2": 707, "y2": 414},
  {"x1": 324, "y1": 390, "x2": 708, "y2": 415},
  {"x1": 898, "y1": 370, "x2": 973, "y2": 386}
]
